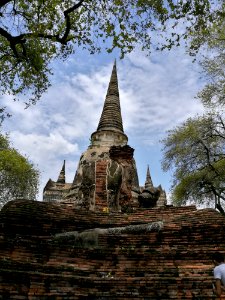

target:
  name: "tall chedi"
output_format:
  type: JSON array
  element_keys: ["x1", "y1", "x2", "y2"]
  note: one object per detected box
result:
[
  {"x1": 65, "y1": 62, "x2": 140, "y2": 211},
  {"x1": 43, "y1": 62, "x2": 167, "y2": 209},
  {"x1": 91, "y1": 61, "x2": 128, "y2": 147}
]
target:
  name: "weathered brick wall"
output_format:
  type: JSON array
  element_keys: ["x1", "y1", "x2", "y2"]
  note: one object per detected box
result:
[
  {"x1": 1, "y1": 200, "x2": 225, "y2": 299},
  {"x1": 95, "y1": 160, "x2": 108, "y2": 210}
]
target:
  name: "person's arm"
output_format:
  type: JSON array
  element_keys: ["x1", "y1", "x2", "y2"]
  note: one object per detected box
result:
[{"x1": 215, "y1": 279, "x2": 222, "y2": 298}]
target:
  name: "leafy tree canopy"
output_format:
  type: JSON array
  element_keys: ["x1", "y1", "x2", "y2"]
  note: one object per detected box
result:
[
  {"x1": 197, "y1": 47, "x2": 225, "y2": 108},
  {"x1": 161, "y1": 112, "x2": 225, "y2": 213},
  {"x1": 0, "y1": 131, "x2": 39, "y2": 209},
  {"x1": 0, "y1": 0, "x2": 223, "y2": 120}
]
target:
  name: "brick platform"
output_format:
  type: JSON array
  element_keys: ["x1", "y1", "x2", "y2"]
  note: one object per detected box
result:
[{"x1": 1, "y1": 200, "x2": 225, "y2": 299}]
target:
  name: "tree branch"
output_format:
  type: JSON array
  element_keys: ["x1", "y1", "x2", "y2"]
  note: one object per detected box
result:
[
  {"x1": 0, "y1": 27, "x2": 23, "y2": 58},
  {"x1": 61, "y1": 0, "x2": 85, "y2": 43},
  {"x1": 199, "y1": 138, "x2": 212, "y2": 164},
  {"x1": 0, "y1": 0, "x2": 86, "y2": 58}
]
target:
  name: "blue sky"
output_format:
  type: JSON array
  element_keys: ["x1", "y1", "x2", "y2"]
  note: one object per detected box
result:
[{"x1": 1, "y1": 46, "x2": 205, "y2": 200}]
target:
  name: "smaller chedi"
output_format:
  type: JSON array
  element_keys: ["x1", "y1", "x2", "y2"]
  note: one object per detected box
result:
[
  {"x1": 43, "y1": 62, "x2": 167, "y2": 211},
  {"x1": 139, "y1": 165, "x2": 167, "y2": 208},
  {"x1": 43, "y1": 160, "x2": 72, "y2": 202}
]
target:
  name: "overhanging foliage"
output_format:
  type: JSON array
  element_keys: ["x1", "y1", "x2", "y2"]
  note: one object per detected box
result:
[{"x1": 0, "y1": 0, "x2": 223, "y2": 120}]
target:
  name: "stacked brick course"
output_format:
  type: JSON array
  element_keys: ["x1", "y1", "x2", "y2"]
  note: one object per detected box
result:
[
  {"x1": 1, "y1": 200, "x2": 225, "y2": 299},
  {"x1": 95, "y1": 160, "x2": 108, "y2": 210}
]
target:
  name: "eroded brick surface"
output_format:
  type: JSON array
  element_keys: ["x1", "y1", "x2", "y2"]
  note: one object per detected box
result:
[
  {"x1": 1, "y1": 200, "x2": 225, "y2": 299},
  {"x1": 95, "y1": 160, "x2": 108, "y2": 210}
]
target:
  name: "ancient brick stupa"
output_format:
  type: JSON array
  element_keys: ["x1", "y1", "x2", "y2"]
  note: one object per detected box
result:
[{"x1": 43, "y1": 62, "x2": 166, "y2": 211}]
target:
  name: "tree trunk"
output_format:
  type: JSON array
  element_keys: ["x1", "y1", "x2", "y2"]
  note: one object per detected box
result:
[{"x1": 216, "y1": 202, "x2": 225, "y2": 216}]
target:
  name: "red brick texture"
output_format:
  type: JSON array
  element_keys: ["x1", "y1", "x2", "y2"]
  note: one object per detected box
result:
[
  {"x1": 95, "y1": 160, "x2": 108, "y2": 210},
  {"x1": 1, "y1": 200, "x2": 225, "y2": 299}
]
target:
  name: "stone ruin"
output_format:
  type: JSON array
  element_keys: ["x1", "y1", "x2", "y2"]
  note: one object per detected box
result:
[
  {"x1": 43, "y1": 61, "x2": 167, "y2": 211},
  {"x1": 1, "y1": 63, "x2": 225, "y2": 299}
]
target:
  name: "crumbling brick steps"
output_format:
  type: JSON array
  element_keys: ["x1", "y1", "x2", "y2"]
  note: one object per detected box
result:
[{"x1": 0, "y1": 200, "x2": 224, "y2": 299}]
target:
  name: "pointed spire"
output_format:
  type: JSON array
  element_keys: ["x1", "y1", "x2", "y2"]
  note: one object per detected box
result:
[
  {"x1": 57, "y1": 160, "x2": 66, "y2": 184},
  {"x1": 145, "y1": 165, "x2": 153, "y2": 189},
  {"x1": 96, "y1": 61, "x2": 124, "y2": 133}
]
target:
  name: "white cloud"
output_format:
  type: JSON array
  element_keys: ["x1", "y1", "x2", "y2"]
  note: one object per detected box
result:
[
  {"x1": 119, "y1": 50, "x2": 204, "y2": 141},
  {"x1": 10, "y1": 131, "x2": 79, "y2": 158}
]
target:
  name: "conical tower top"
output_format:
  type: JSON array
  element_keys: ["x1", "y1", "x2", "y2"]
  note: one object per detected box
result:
[
  {"x1": 96, "y1": 61, "x2": 124, "y2": 133},
  {"x1": 91, "y1": 61, "x2": 128, "y2": 147},
  {"x1": 57, "y1": 160, "x2": 66, "y2": 184},
  {"x1": 145, "y1": 165, "x2": 153, "y2": 189}
]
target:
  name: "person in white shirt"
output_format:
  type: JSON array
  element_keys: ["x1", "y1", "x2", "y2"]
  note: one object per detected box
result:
[{"x1": 213, "y1": 252, "x2": 225, "y2": 299}]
